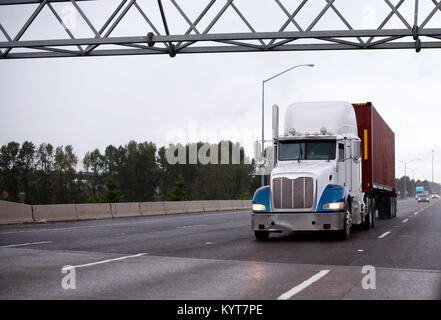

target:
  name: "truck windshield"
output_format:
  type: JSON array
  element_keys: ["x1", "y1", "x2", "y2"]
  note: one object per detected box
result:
[{"x1": 278, "y1": 140, "x2": 336, "y2": 161}]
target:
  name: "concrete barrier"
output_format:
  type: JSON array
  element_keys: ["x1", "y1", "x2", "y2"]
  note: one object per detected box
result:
[
  {"x1": 164, "y1": 201, "x2": 188, "y2": 214},
  {"x1": 139, "y1": 202, "x2": 165, "y2": 216},
  {"x1": 111, "y1": 202, "x2": 141, "y2": 218},
  {"x1": 0, "y1": 200, "x2": 34, "y2": 224},
  {"x1": 217, "y1": 200, "x2": 234, "y2": 211},
  {"x1": 241, "y1": 200, "x2": 252, "y2": 210},
  {"x1": 184, "y1": 201, "x2": 205, "y2": 213},
  {"x1": 0, "y1": 199, "x2": 252, "y2": 225},
  {"x1": 76, "y1": 203, "x2": 112, "y2": 221},
  {"x1": 33, "y1": 204, "x2": 78, "y2": 223},
  {"x1": 231, "y1": 200, "x2": 244, "y2": 210},
  {"x1": 203, "y1": 200, "x2": 221, "y2": 212}
]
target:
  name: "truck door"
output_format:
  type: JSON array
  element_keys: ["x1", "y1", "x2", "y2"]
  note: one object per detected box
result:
[
  {"x1": 345, "y1": 140, "x2": 352, "y2": 192},
  {"x1": 351, "y1": 140, "x2": 362, "y2": 193},
  {"x1": 337, "y1": 142, "x2": 346, "y2": 186}
]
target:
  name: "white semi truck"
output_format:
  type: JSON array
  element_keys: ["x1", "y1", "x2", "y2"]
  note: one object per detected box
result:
[{"x1": 252, "y1": 101, "x2": 397, "y2": 240}]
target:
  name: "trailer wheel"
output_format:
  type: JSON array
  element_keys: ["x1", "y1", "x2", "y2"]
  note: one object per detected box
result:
[
  {"x1": 383, "y1": 197, "x2": 393, "y2": 219},
  {"x1": 339, "y1": 202, "x2": 352, "y2": 240},
  {"x1": 378, "y1": 196, "x2": 393, "y2": 219},
  {"x1": 393, "y1": 197, "x2": 398, "y2": 218},
  {"x1": 254, "y1": 231, "x2": 270, "y2": 241}
]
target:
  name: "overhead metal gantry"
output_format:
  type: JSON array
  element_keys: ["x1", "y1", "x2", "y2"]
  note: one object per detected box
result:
[{"x1": 1, "y1": 0, "x2": 441, "y2": 59}]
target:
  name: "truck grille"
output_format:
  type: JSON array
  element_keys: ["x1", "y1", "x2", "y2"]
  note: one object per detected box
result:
[{"x1": 272, "y1": 177, "x2": 314, "y2": 209}]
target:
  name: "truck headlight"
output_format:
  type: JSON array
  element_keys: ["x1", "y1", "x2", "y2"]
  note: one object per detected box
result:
[
  {"x1": 323, "y1": 202, "x2": 344, "y2": 210},
  {"x1": 252, "y1": 204, "x2": 267, "y2": 211}
]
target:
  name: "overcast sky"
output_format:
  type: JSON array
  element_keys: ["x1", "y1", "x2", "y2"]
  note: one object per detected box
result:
[{"x1": 1, "y1": 0, "x2": 440, "y2": 182}]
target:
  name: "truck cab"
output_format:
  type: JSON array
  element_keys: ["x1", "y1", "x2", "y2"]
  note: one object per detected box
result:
[{"x1": 252, "y1": 101, "x2": 394, "y2": 240}]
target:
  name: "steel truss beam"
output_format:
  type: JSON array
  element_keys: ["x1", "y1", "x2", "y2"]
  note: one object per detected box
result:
[{"x1": 1, "y1": 0, "x2": 441, "y2": 59}]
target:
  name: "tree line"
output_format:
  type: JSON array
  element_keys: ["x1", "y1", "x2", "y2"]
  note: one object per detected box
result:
[
  {"x1": 0, "y1": 140, "x2": 260, "y2": 205},
  {"x1": 2, "y1": 140, "x2": 438, "y2": 205}
]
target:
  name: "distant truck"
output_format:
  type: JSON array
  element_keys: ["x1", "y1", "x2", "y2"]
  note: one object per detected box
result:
[
  {"x1": 415, "y1": 186, "x2": 424, "y2": 200},
  {"x1": 415, "y1": 187, "x2": 430, "y2": 202},
  {"x1": 252, "y1": 101, "x2": 397, "y2": 240}
]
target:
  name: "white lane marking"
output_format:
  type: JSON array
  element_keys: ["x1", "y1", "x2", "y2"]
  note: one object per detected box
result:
[
  {"x1": 403, "y1": 219, "x2": 409, "y2": 223},
  {"x1": 378, "y1": 231, "x2": 391, "y2": 239},
  {"x1": 277, "y1": 270, "x2": 330, "y2": 300},
  {"x1": 0, "y1": 211, "x2": 243, "y2": 235},
  {"x1": 68, "y1": 253, "x2": 147, "y2": 269},
  {"x1": 414, "y1": 212, "x2": 419, "y2": 215},
  {"x1": 176, "y1": 224, "x2": 207, "y2": 229},
  {"x1": 206, "y1": 242, "x2": 213, "y2": 245},
  {"x1": 357, "y1": 249, "x2": 364, "y2": 252},
  {"x1": 0, "y1": 241, "x2": 52, "y2": 248}
]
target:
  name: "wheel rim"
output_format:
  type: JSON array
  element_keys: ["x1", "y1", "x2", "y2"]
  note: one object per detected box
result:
[{"x1": 345, "y1": 209, "x2": 351, "y2": 238}]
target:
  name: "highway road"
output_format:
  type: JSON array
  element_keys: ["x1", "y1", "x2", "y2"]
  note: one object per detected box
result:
[{"x1": 0, "y1": 199, "x2": 440, "y2": 300}]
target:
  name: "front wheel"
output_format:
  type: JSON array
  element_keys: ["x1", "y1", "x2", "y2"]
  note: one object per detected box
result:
[
  {"x1": 339, "y1": 205, "x2": 352, "y2": 240},
  {"x1": 254, "y1": 231, "x2": 270, "y2": 241},
  {"x1": 363, "y1": 197, "x2": 375, "y2": 230}
]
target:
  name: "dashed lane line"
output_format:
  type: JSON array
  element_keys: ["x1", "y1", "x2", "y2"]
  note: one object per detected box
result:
[
  {"x1": 277, "y1": 270, "x2": 330, "y2": 300},
  {"x1": 65, "y1": 253, "x2": 147, "y2": 269},
  {"x1": 0, "y1": 241, "x2": 52, "y2": 248},
  {"x1": 378, "y1": 231, "x2": 391, "y2": 239}
]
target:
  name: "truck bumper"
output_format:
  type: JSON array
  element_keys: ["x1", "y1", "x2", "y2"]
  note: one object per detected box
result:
[{"x1": 252, "y1": 212, "x2": 345, "y2": 232}]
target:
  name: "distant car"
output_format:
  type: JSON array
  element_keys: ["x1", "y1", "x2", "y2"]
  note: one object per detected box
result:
[
  {"x1": 417, "y1": 194, "x2": 430, "y2": 203},
  {"x1": 431, "y1": 194, "x2": 440, "y2": 199}
]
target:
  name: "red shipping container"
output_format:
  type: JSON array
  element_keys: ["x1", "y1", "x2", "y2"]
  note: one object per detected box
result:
[{"x1": 352, "y1": 102, "x2": 396, "y2": 193}]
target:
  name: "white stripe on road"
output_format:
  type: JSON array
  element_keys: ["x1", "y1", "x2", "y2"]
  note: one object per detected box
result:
[
  {"x1": 176, "y1": 224, "x2": 207, "y2": 229},
  {"x1": 0, "y1": 241, "x2": 52, "y2": 248},
  {"x1": 277, "y1": 270, "x2": 330, "y2": 300},
  {"x1": 378, "y1": 231, "x2": 391, "y2": 239},
  {"x1": 68, "y1": 253, "x2": 147, "y2": 269},
  {"x1": 402, "y1": 219, "x2": 409, "y2": 223},
  {"x1": 414, "y1": 212, "x2": 419, "y2": 215}
]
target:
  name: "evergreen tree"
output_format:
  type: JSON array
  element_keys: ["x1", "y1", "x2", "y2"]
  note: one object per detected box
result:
[
  {"x1": 101, "y1": 176, "x2": 122, "y2": 203},
  {"x1": 166, "y1": 174, "x2": 187, "y2": 201}
]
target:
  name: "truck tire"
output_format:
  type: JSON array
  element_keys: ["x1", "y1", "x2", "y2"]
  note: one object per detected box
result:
[
  {"x1": 393, "y1": 197, "x2": 398, "y2": 218},
  {"x1": 339, "y1": 203, "x2": 351, "y2": 240},
  {"x1": 383, "y1": 197, "x2": 393, "y2": 219},
  {"x1": 364, "y1": 197, "x2": 375, "y2": 230},
  {"x1": 254, "y1": 231, "x2": 270, "y2": 241},
  {"x1": 377, "y1": 197, "x2": 385, "y2": 219},
  {"x1": 378, "y1": 196, "x2": 393, "y2": 219}
]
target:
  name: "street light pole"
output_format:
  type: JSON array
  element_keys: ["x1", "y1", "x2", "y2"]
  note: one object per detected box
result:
[
  {"x1": 261, "y1": 64, "x2": 314, "y2": 186},
  {"x1": 398, "y1": 158, "x2": 420, "y2": 199},
  {"x1": 432, "y1": 150, "x2": 434, "y2": 183}
]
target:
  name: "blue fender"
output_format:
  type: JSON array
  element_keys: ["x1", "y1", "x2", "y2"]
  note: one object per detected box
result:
[
  {"x1": 252, "y1": 186, "x2": 271, "y2": 213},
  {"x1": 317, "y1": 184, "x2": 349, "y2": 212}
]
